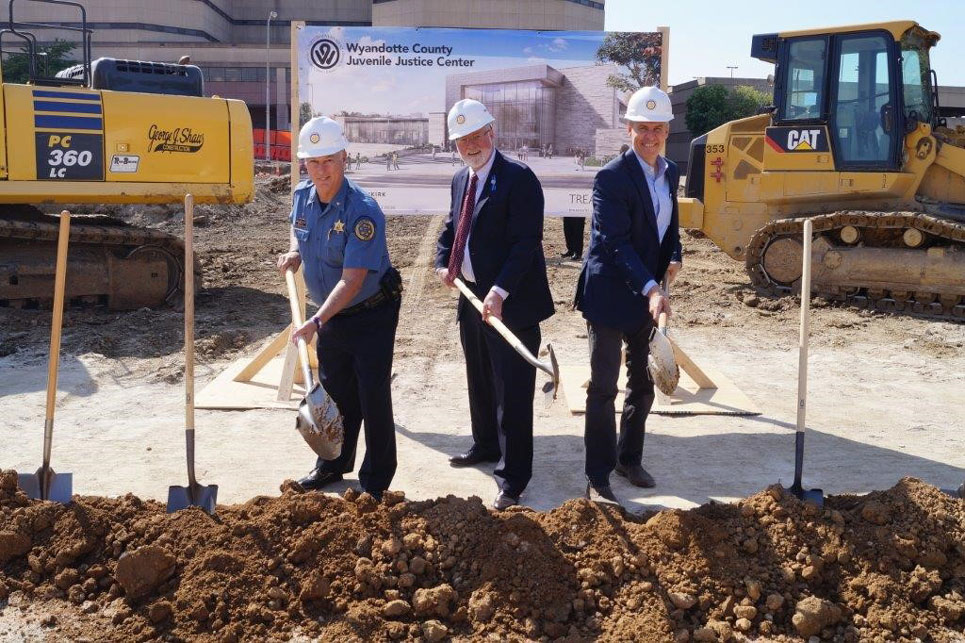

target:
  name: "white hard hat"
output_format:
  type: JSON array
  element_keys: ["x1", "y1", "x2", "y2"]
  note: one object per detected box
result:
[
  {"x1": 625, "y1": 86, "x2": 674, "y2": 123},
  {"x1": 297, "y1": 116, "x2": 348, "y2": 159},
  {"x1": 447, "y1": 99, "x2": 495, "y2": 141}
]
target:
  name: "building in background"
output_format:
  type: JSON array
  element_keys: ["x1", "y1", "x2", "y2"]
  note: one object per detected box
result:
[
  {"x1": 444, "y1": 63, "x2": 625, "y2": 157},
  {"x1": 10, "y1": 0, "x2": 604, "y2": 132}
]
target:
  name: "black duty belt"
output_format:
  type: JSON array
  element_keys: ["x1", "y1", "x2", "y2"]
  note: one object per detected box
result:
[{"x1": 337, "y1": 289, "x2": 393, "y2": 317}]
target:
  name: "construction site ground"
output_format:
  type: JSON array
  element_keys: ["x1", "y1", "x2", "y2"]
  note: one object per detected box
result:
[{"x1": 1, "y1": 173, "x2": 964, "y2": 641}]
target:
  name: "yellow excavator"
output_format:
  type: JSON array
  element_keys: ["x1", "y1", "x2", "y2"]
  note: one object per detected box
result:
[
  {"x1": 0, "y1": 0, "x2": 252, "y2": 310},
  {"x1": 679, "y1": 20, "x2": 965, "y2": 319}
]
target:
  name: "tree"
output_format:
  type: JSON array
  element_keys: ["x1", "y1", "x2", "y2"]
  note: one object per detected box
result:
[
  {"x1": 685, "y1": 84, "x2": 772, "y2": 138},
  {"x1": 595, "y1": 32, "x2": 662, "y2": 92},
  {"x1": 685, "y1": 85, "x2": 731, "y2": 138},
  {"x1": 2, "y1": 40, "x2": 77, "y2": 84},
  {"x1": 729, "y1": 85, "x2": 771, "y2": 118}
]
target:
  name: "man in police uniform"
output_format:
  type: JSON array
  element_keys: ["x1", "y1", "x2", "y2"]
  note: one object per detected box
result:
[
  {"x1": 435, "y1": 99, "x2": 554, "y2": 511},
  {"x1": 574, "y1": 86, "x2": 682, "y2": 505},
  {"x1": 277, "y1": 116, "x2": 402, "y2": 500}
]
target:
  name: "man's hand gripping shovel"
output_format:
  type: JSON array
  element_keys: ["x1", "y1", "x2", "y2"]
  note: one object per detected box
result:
[
  {"x1": 453, "y1": 277, "x2": 559, "y2": 401},
  {"x1": 284, "y1": 269, "x2": 344, "y2": 460}
]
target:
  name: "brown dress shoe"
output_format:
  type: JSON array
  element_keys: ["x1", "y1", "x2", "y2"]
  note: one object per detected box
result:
[{"x1": 614, "y1": 463, "x2": 656, "y2": 488}]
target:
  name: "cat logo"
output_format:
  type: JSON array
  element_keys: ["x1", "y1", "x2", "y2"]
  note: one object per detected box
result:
[
  {"x1": 787, "y1": 129, "x2": 822, "y2": 151},
  {"x1": 765, "y1": 126, "x2": 829, "y2": 153}
]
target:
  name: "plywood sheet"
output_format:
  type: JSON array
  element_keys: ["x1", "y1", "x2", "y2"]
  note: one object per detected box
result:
[
  {"x1": 196, "y1": 356, "x2": 303, "y2": 410},
  {"x1": 559, "y1": 361, "x2": 759, "y2": 416}
]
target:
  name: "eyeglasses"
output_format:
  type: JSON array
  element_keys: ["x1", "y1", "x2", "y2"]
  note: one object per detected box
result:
[{"x1": 457, "y1": 127, "x2": 492, "y2": 147}]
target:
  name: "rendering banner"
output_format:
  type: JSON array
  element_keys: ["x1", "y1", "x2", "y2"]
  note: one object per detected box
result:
[{"x1": 293, "y1": 26, "x2": 665, "y2": 216}]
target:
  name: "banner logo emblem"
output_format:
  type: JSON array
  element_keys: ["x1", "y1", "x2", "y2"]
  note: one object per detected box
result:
[{"x1": 310, "y1": 39, "x2": 340, "y2": 69}]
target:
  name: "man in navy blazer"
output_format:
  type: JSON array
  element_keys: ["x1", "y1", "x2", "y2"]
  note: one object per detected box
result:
[
  {"x1": 435, "y1": 99, "x2": 554, "y2": 511},
  {"x1": 574, "y1": 86, "x2": 682, "y2": 504}
]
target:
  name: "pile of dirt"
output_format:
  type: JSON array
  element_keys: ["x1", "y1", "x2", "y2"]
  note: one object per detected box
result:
[{"x1": 2, "y1": 471, "x2": 963, "y2": 642}]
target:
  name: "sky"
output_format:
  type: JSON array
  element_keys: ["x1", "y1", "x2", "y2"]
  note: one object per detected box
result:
[{"x1": 603, "y1": 0, "x2": 965, "y2": 87}]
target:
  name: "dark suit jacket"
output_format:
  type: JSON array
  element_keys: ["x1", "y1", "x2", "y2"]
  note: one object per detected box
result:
[
  {"x1": 574, "y1": 150, "x2": 682, "y2": 333},
  {"x1": 435, "y1": 150, "x2": 554, "y2": 329}
]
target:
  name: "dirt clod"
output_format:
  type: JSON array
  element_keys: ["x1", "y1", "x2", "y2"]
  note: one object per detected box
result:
[{"x1": 113, "y1": 545, "x2": 176, "y2": 601}]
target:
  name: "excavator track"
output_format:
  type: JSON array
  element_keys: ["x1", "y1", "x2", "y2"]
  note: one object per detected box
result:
[
  {"x1": 0, "y1": 207, "x2": 189, "y2": 310},
  {"x1": 745, "y1": 211, "x2": 965, "y2": 320}
]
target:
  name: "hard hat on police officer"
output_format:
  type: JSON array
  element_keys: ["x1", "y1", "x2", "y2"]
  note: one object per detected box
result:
[
  {"x1": 297, "y1": 116, "x2": 349, "y2": 159},
  {"x1": 447, "y1": 99, "x2": 495, "y2": 141},
  {"x1": 624, "y1": 86, "x2": 674, "y2": 123}
]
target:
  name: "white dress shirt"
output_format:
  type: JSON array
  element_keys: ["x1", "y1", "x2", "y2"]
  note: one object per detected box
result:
[
  {"x1": 460, "y1": 150, "x2": 508, "y2": 299},
  {"x1": 633, "y1": 150, "x2": 673, "y2": 296}
]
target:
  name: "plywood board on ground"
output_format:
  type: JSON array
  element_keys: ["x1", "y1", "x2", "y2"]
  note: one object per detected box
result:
[
  {"x1": 196, "y1": 356, "x2": 303, "y2": 410},
  {"x1": 559, "y1": 361, "x2": 760, "y2": 416}
]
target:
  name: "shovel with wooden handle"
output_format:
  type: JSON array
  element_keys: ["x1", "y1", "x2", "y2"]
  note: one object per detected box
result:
[
  {"x1": 167, "y1": 194, "x2": 218, "y2": 515},
  {"x1": 648, "y1": 311, "x2": 679, "y2": 397},
  {"x1": 453, "y1": 277, "x2": 559, "y2": 399},
  {"x1": 284, "y1": 268, "x2": 343, "y2": 460},
  {"x1": 785, "y1": 219, "x2": 823, "y2": 507},
  {"x1": 18, "y1": 211, "x2": 73, "y2": 503}
]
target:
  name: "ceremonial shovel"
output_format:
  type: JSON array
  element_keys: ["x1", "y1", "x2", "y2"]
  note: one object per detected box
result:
[
  {"x1": 784, "y1": 219, "x2": 823, "y2": 507},
  {"x1": 167, "y1": 194, "x2": 218, "y2": 514},
  {"x1": 284, "y1": 268, "x2": 343, "y2": 460},
  {"x1": 18, "y1": 211, "x2": 73, "y2": 503},
  {"x1": 453, "y1": 277, "x2": 559, "y2": 399}
]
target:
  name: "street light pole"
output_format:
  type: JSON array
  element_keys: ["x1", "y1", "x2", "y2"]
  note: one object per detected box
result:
[
  {"x1": 265, "y1": 10, "x2": 277, "y2": 161},
  {"x1": 727, "y1": 65, "x2": 738, "y2": 79}
]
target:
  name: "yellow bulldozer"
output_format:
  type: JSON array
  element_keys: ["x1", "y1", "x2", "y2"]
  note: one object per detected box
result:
[
  {"x1": 0, "y1": 0, "x2": 252, "y2": 310},
  {"x1": 679, "y1": 20, "x2": 965, "y2": 319}
]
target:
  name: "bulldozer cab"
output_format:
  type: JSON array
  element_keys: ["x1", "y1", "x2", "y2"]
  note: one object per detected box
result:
[{"x1": 752, "y1": 21, "x2": 941, "y2": 173}]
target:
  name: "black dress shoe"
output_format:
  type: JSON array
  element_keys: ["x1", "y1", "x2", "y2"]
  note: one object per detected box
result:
[
  {"x1": 360, "y1": 489, "x2": 383, "y2": 502},
  {"x1": 560, "y1": 250, "x2": 573, "y2": 258},
  {"x1": 448, "y1": 449, "x2": 500, "y2": 467},
  {"x1": 297, "y1": 468, "x2": 343, "y2": 490},
  {"x1": 615, "y1": 463, "x2": 656, "y2": 488},
  {"x1": 585, "y1": 483, "x2": 621, "y2": 506}
]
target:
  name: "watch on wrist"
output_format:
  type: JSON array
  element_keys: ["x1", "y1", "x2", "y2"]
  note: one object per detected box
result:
[{"x1": 311, "y1": 316, "x2": 321, "y2": 331}]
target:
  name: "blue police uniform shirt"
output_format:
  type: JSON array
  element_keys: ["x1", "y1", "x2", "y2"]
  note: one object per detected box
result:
[{"x1": 289, "y1": 177, "x2": 390, "y2": 307}]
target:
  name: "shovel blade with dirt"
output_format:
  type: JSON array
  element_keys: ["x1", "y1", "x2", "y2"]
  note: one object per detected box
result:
[
  {"x1": 647, "y1": 312, "x2": 679, "y2": 396},
  {"x1": 19, "y1": 212, "x2": 73, "y2": 504},
  {"x1": 295, "y1": 381, "x2": 343, "y2": 460},
  {"x1": 167, "y1": 195, "x2": 218, "y2": 514},
  {"x1": 167, "y1": 479, "x2": 218, "y2": 515},
  {"x1": 285, "y1": 268, "x2": 344, "y2": 460}
]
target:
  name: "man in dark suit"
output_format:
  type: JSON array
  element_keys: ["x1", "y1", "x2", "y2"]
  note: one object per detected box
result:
[
  {"x1": 574, "y1": 86, "x2": 682, "y2": 504},
  {"x1": 435, "y1": 99, "x2": 554, "y2": 511}
]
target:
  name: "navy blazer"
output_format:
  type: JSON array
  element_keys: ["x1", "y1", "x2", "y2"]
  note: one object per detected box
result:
[
  {"x1": 435, "y1": 150, "x2": 554, "y2": 330},
  {"x1": 574, "y1": 150, "x2": 682, "y2": 333}
]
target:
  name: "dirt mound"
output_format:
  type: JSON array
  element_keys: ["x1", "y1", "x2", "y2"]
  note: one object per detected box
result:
[{"x1": 2, "y1": 471, "x2": 963, "y2": 642}]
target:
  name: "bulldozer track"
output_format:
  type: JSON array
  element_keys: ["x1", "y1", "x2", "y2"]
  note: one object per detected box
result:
[
  {"x1": 0, "y1": 209, "x2": 187, "y2": 307},
  {"x1": 745, "y1": 211, "x2": 965, "y2": 319}
]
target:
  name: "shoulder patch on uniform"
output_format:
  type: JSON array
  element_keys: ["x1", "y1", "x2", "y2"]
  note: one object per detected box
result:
[{"x1": 353, "y1": 216, "x2": 376, "y2": 242}]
